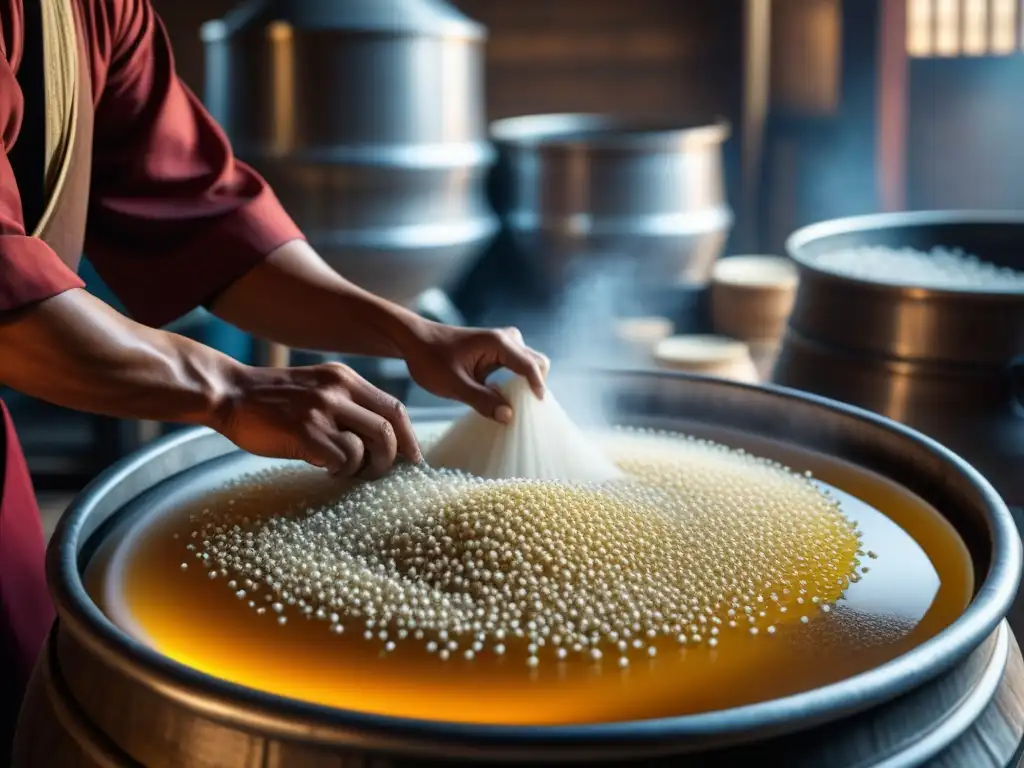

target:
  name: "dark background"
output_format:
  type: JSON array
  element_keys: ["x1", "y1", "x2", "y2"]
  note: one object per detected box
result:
[{"x1": 7, "y1": 0, "x2": 1024, "y2": 492}]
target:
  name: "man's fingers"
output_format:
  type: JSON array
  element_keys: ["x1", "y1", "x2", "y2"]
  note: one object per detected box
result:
[
  {"x1": 296, "y1": 426, "x2": 350, "y2": 475},
  {"x1": 534, "y1": 350, "x2": 551, "y2": 378},
  {"x1": 315, "y1": 363, "x2": 421, "y2": 464},
  {"x1": 330, "y1": 430, "x2": 366, "y2": 476},
  {"x1": 496, "y1": 336, "x2": 546, "y2": 399},
  {"x1": 298, "y1": 428, "x2": 367, "y2": 478},
  {"x1": 456, "y1": 371, "x2": 512, "y2": 423},
  {"x1": 504, "y1": 326, "x2": 525, "y2": 344},
  {"x1": 347, "y1": 382, "x2": 422, "y2": 464},
  {"x1": 328, "y1": 399, "x2": 399, "y2": 478}
]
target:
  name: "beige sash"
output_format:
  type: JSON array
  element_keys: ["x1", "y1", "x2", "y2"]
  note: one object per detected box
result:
[{"x1": 32, "y1": 0, "x2": 80, "y2": 240}]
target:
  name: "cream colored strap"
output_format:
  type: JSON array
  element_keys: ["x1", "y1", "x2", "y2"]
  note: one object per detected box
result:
[{"x1": 32, "y1": 0, "x2": 79, "y2": 238}]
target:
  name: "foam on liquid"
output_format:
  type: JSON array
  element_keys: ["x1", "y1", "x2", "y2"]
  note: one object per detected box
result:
[
  {"x1": 810, "y1": 245, "x2": 1024, "y2": 290},
  {"x1": 86, "y1": 427, "x2": 972, "y2": 726}
]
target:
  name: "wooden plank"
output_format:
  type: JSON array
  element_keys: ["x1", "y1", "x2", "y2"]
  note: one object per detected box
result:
[
  {"x1": 485, "y1": 72, "x2": 730, "y2": 121},
  {"x1": 454, "y1": 0, "x2": 708, "y2": 26},
  {"x1": 770, "y1": 0, "x2": 842, "y2": 116},
  {"x1": 876, "y1": 0, "x2": 909, "y2": 211},
  {"x1": 740, "y1": 0, "x2": 772, "y2": 252},
  {"x1": 487, "y1": 31, "x2": 692, "y2": 65}
]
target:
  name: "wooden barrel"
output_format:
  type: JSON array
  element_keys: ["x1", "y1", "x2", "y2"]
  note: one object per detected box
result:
[
  {"x1": 12, "y1": 371, "x2": 1024, "y2": 766},
  {"x1": 13, "y1": 621, "x2": 1024, "y2": 767}
]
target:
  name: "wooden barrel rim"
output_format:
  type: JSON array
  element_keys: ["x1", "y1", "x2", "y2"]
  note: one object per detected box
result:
[{"x1": 18, "y1": 620, "x2": 1021, "y2": 766}]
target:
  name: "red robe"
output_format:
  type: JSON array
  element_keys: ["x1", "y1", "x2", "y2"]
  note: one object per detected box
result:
[{"x1": 0, "y1": 0, "x2": 303, "y2": 741}]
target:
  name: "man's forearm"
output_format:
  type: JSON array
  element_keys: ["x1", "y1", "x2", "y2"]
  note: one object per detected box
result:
[
  {"x1": 0, "y1": 289, "x2": 237, "y2": 425},
  {"x1": 208, "y1": 240, "x2": 427, "y2": 358}
]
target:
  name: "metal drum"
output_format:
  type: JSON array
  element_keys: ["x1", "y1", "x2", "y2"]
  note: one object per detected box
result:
[
  {"x1": 490, "y1": 114, "x2": 733, "y2": 295},
  {"x1": 773, "y1": 211, "x2": 1024, "y2": 507},
  {"x1": 201, "y1": 0, "x2": 499, "y2": 309},
  {"x1": 13, "y1": 372, "x2": 1024, "y2": 766}
]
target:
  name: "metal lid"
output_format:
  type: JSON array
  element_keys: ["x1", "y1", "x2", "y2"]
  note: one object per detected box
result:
[
  {"x1": 201, "y1": 0, "x2": 485, "y2": 42},
  {"x1": 491, "y1": 114, "x2": 731, "y2": 151}
]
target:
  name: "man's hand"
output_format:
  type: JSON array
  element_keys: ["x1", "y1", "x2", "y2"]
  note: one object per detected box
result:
[
  {"x1": 210, "y1": 242, "x2": 551, "y2": 423},
  {"x1": 0, "y1": 290, "x2": 421, "y2": 479},
  {"x1": 212, "y1": 362, "x2": 421, "y2": 478},
  {"x1": 400, "y1": 323, "x2": 550, "y2": 424}
]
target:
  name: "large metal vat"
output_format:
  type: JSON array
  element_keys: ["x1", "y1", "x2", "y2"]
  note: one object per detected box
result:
[
  {"x1": 490, "y1": 114, "x2": 733, "y2": 295},
  {"x1": 201, "y1": 0, "x2": 499, "y2": 308},
  {"x1": 13, "y1": 372, "x2": 1024, "y2": 766},
  {"x1": 773, "y1": 211, "x2": 1024, "y2": 507}
]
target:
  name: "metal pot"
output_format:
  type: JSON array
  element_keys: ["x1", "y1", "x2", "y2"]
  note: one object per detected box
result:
[
  {"x1": 13, "y1": 372, "x2": 1024, "y2": 766},
  {"x1": 781, "y1": 211, "x2": 1024, "y2": 364},
  {"x1": 774, "y1": 211, "x2": 1024, "y2": 506},
  {"x1": 201, "y1": 0, "x2": 499, "y2": 309},
  {"x1": 490, "y1": 115, "x2": 733, "y2": 294}
]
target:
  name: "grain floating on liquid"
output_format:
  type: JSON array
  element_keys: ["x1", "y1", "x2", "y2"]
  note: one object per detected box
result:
[
  {"x1": 185, "y1": 429, "x2": 865, "y2": 670},
  {"x1": 810, "y1": 245, "x2": 1024, "y2": 290}
]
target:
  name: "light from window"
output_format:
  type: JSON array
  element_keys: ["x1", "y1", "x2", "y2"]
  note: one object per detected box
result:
[
  {"x1": 907, "y1": 0, "x2": 934, "y2": 55},
  {"x1": 962, "y1": 0, "x2": 987, "y2": 54},
  {"x1": 992, "y1": 0, "x2": 1019, "y2": 52},
  {"x1": 907, "y1": 0, "x2": 1022, "y2": 57},
  {"x1": 934, "y1": 0, "x2": 961, "y2": 55}
]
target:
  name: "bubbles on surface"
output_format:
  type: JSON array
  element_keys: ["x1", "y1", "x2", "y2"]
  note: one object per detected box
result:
[
  {"x1": 810, "y1": 245, "x2": 1024, "y2": 291},
  {"x1": 187, "y1": 428, "x2": 866, "y2": 670}
]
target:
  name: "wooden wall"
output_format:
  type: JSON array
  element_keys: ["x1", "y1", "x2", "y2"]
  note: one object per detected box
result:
[
  {"x1": 142, "y1": 0, "x2": 1024, "y2": 258},
  {"x1": 154, "y1": 0, "x2": 745, "y2": 125},
  {"x1": 450, "y1": 0, "x2": 744, "y2": 124},
  {"x1": 770, "y1": 0, "x2": 842, "y2": 118},
  {"x1": 155, "y1": 0, "x2": 745, "y2": 124},
  {"x1": 153, "y1": 0, "x2": 748, "y2": 248},
  {"x1": 451, "y1": 0, "x2": 747, "y2": 243}
]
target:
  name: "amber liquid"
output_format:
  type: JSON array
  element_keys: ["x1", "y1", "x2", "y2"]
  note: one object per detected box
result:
[{"x1": 86, "y1": 429, "x2": 973, "y2": 726}]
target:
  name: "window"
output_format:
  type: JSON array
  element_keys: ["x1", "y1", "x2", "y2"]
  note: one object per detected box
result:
[{"x1": 907, "y1": 0, "x2": 1023, "y2": 56}]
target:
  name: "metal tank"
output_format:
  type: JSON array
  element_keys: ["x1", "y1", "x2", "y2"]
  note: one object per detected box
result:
[
  {"x1": 200, "y1": 0, "x2": 499, "y2": 310},
  {"x1": 774, "y1": 211, "x2": 1024, "y2": 507},
  {"x1": 489, "y1": 114, "x2": 733, "y2": 295}
]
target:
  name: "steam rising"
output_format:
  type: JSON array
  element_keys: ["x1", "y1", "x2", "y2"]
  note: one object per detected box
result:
[
  {"x1": 484, "y1": 259, "x2": 661, "y2": 431},
  {"x1": 425, "y1": 377, "x2": 623, "y2": 483}
]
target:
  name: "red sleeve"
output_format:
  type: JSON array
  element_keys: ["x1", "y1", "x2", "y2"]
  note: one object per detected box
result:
[
  {"x1": 0, "y1": 50, "x2": 85, "y2": 313},
  {"x1": 86, "y1": 0, "x2": 303, "y2": 328}
]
